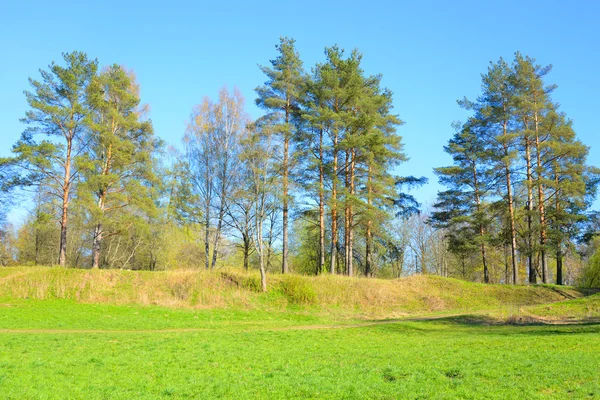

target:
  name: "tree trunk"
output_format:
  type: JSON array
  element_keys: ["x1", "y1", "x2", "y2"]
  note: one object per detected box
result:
[
  {"x1": 480, "y1": 233, "x2": 489, "y2": 283},
  {"x1": 211, "y1": 202, "x2": 225, "y2": 270},
  {"x1": 344, "y1": 149, "x2": 350, "y2": 275},
  {"x1": 203, "y1": 149, "x2": 212, "y2": 270},
  {"x1": 525, "y1": 135, "x2": 536, "y2": 284},
  {"x1": 555, "y1": 172, "x2": 563, "y2": 285},
  {"x1": 502, "y1": 119, "x2": 518, "y2": 285},
  {"x1": 506, "y1": 166, "x2": 519, "y2": 285},
  {"x1": 92, "y1": 223, "x2": 102, "y2": 269},
  {"x1": 556, "y1": 247, "x2": 563, "y2": 285},
  {"x1": 243, "y1": 234, "x2": 250, "y2": 272},
  {"x1": 343, "y1": 150, "x2": 350, "y2": 275},
  {"x1": 318, "y1": 128, "x2": 325, "y2": 274},
  {"x1": 91, "y1": 141, "x2": 113, "y2": 270},
  {"x1": 347, "y1": 149, "x2": 355, "y2": 277},
  {"x1": 267, "y1": 241, "x2": 272, "y2": 271},
  {"x1": 58, "y1": 139, "x2": 73, "y2": 267},
  {"x1": 472, "y1": 162, "x2": 489, "y2": 283},
  {"x1": 534, "y1": 108, "x2": 548, "y2": 283},
  {"x1": 259, "y1": 241, "x2": 267, "y2": 292},
  {"x1": 35, "y1": 214, "x2": 40, "y2": 265},
  {"x1": 204, "y1": 215, "x2": 210, "y2": 271},
  {"x1": 329, "y1": 132, "x2": 338, "y2": 274},
  {"x1": 504, "y1": 243, "x2": 509, "y2": 284},
  {"x1": 281, "y1": 110, "x2": 290, "y2": 274},
  {"x1": 365, "y1": 164, "x2": 373, "y2": 277}
]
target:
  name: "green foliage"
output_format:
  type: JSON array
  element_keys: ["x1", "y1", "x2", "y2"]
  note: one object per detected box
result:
[
  {"x1": 13, "y1": 50, "x2": 98, "y2": 191},
  {"x1": 277, "y1": 275, "x2": 317, "y2": 305},
  {"x1": 79, "y1": 64, "x2": 160, "y2": 268},
  {"x1": 434, "y1": 52, "x2": 598, "y2": 285}
]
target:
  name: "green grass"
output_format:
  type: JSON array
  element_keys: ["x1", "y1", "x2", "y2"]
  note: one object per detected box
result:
[
  {"x1": 524, "y1": 293, "x2": 600, "y2": 321},
  {"x1": 0, "y1": 299, "x2": 599, "y2": 399},
  {"x1": 0, "y1": 267, "x2": 598, "y2": 398}
]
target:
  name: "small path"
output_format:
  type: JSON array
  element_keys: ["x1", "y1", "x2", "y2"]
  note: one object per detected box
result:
[{"x1": 0, "y1": 314, "x2": 468, "y2": 335}]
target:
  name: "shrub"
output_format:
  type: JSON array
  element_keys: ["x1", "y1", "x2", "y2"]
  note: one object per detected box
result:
[{"x1": 278, "y1": 276, "x2": 317, "y2": 305}]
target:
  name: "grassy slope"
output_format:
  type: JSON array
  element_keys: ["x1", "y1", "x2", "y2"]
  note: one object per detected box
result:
[
  {"x1": 522, "y1": 293, "x2": 600, "y2": 322},
  {"x1": 0, "y1": 266, "x2": 592, "y2": 318}
]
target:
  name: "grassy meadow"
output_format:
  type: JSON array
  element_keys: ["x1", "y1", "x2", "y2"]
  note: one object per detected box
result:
[{"x1": 0, "y1": 267, "x2": 598, "y2": 399}]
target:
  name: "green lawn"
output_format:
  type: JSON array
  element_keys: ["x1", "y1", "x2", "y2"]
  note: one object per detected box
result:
[{"x1": 0, "y1": 299, "x2": 598, "y2": 399}]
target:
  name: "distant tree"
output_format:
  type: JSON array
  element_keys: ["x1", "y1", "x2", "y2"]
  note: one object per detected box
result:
[
  {"x1": 580, "y1": 239, "x2": 600, "y2": 287},
  {"x1": 225, "y1": 160, "x2": 257, "y2": 272},
  {"x1": 0, "y1": 156, "x2": 21, "y2": 224}
]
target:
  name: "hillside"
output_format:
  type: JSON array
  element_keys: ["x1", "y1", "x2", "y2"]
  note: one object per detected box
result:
[
  {"x1": 0, "y1": 266, "x2": 593, "y2": 318},
  {"x1": 518, "y1": 293, "x2": 600, "y2": 323}
]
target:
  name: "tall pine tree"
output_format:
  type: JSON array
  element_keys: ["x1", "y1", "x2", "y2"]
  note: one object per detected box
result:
[{"x1": 255, "y1": 37, "x2": 304, "y2": 274}]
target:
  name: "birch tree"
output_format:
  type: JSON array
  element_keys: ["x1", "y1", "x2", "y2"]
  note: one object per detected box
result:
[
  {"x1": 242, "y1": 121, "x2": 278, "y2": 291},
  {"x1": 184, "y1": 87, "x2": 247, "y2": 270}
]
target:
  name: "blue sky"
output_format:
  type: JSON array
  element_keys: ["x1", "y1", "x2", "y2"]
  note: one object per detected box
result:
[{"x1": 1, "y1": 0, "x2": 599, "y2": 222}]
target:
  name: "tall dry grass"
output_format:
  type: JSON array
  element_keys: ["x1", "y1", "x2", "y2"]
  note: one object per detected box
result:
[{"x1": 0, "y1": 267, "x2": 590, "y2": 316}]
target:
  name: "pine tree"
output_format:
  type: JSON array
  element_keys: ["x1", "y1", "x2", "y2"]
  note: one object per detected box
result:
[
  {"x1": 459, "y1": 58, "x2": 521, "y2": 284},
  {"x1": 318, "y1": 46, "x2": 365, "y2": 275},
  {"x1": 359, "y1": 82, "x2": 405, "y2": 276},
  {"x1": 433, "y1": 121, "x2": 494, "y2": 282},
  {"x1": 13, "y1": 52, "x2": 97, "y2": 266},
  {"x1": 81, "y1": 65, "x2": 158, "y2": 269},
  {"x1": 255, "y1": 37, "x2": 304, "y2": 274},
  {"x1": 544, "y1": 113, "x2": 589, "y2": 284},
  {"x1": 300, "y1": 70, "x2": 329, "y2": 274},
  {"x1": 513, "y1": 53, "x2": 556, "y2": 283}
]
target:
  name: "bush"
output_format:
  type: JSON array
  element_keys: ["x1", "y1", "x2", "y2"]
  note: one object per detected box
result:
[
  {"x1": 220, "y1": 271, "x2": 261, "y2": 292},
  {"x1": 278, "y1": 276, "x2": 317, "y2": 305}
]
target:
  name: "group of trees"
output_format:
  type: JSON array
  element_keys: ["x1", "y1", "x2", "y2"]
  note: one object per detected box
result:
[
  {"x1": 3, "y1": 52, "x2": 160, "y2": 270},
  {"x1": 174, "y1": 39, "x2": 419, "y2": 289},
  {"x1": 0, "y1": 42, "x2": 598, "y2": 288},
  {"x1": 432, "y1": 53, "x2": 599, "y2": 285}
]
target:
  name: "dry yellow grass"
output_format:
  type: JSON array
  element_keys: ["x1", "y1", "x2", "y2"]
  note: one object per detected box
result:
[{"x1": 0, "y1": 266, "x2": 591, "y2": 317}]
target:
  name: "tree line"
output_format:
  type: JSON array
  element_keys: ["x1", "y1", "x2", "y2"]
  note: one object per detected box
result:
[{"x1": 0, "y1": 40, "x2": 598, "y2": 288}]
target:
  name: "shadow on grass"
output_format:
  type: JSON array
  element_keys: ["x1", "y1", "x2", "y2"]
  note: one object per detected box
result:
[
  {"x1": 430, "y1": 314, "x2": 600, "y2": 327},
  {"x1": 365, "y1": 314, "x2": 600, "y2": 337}
]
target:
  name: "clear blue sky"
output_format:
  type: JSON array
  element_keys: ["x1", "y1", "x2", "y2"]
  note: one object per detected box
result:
[{"x1": 1, "y1": 0, "x2": 599, "y2": 222}]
